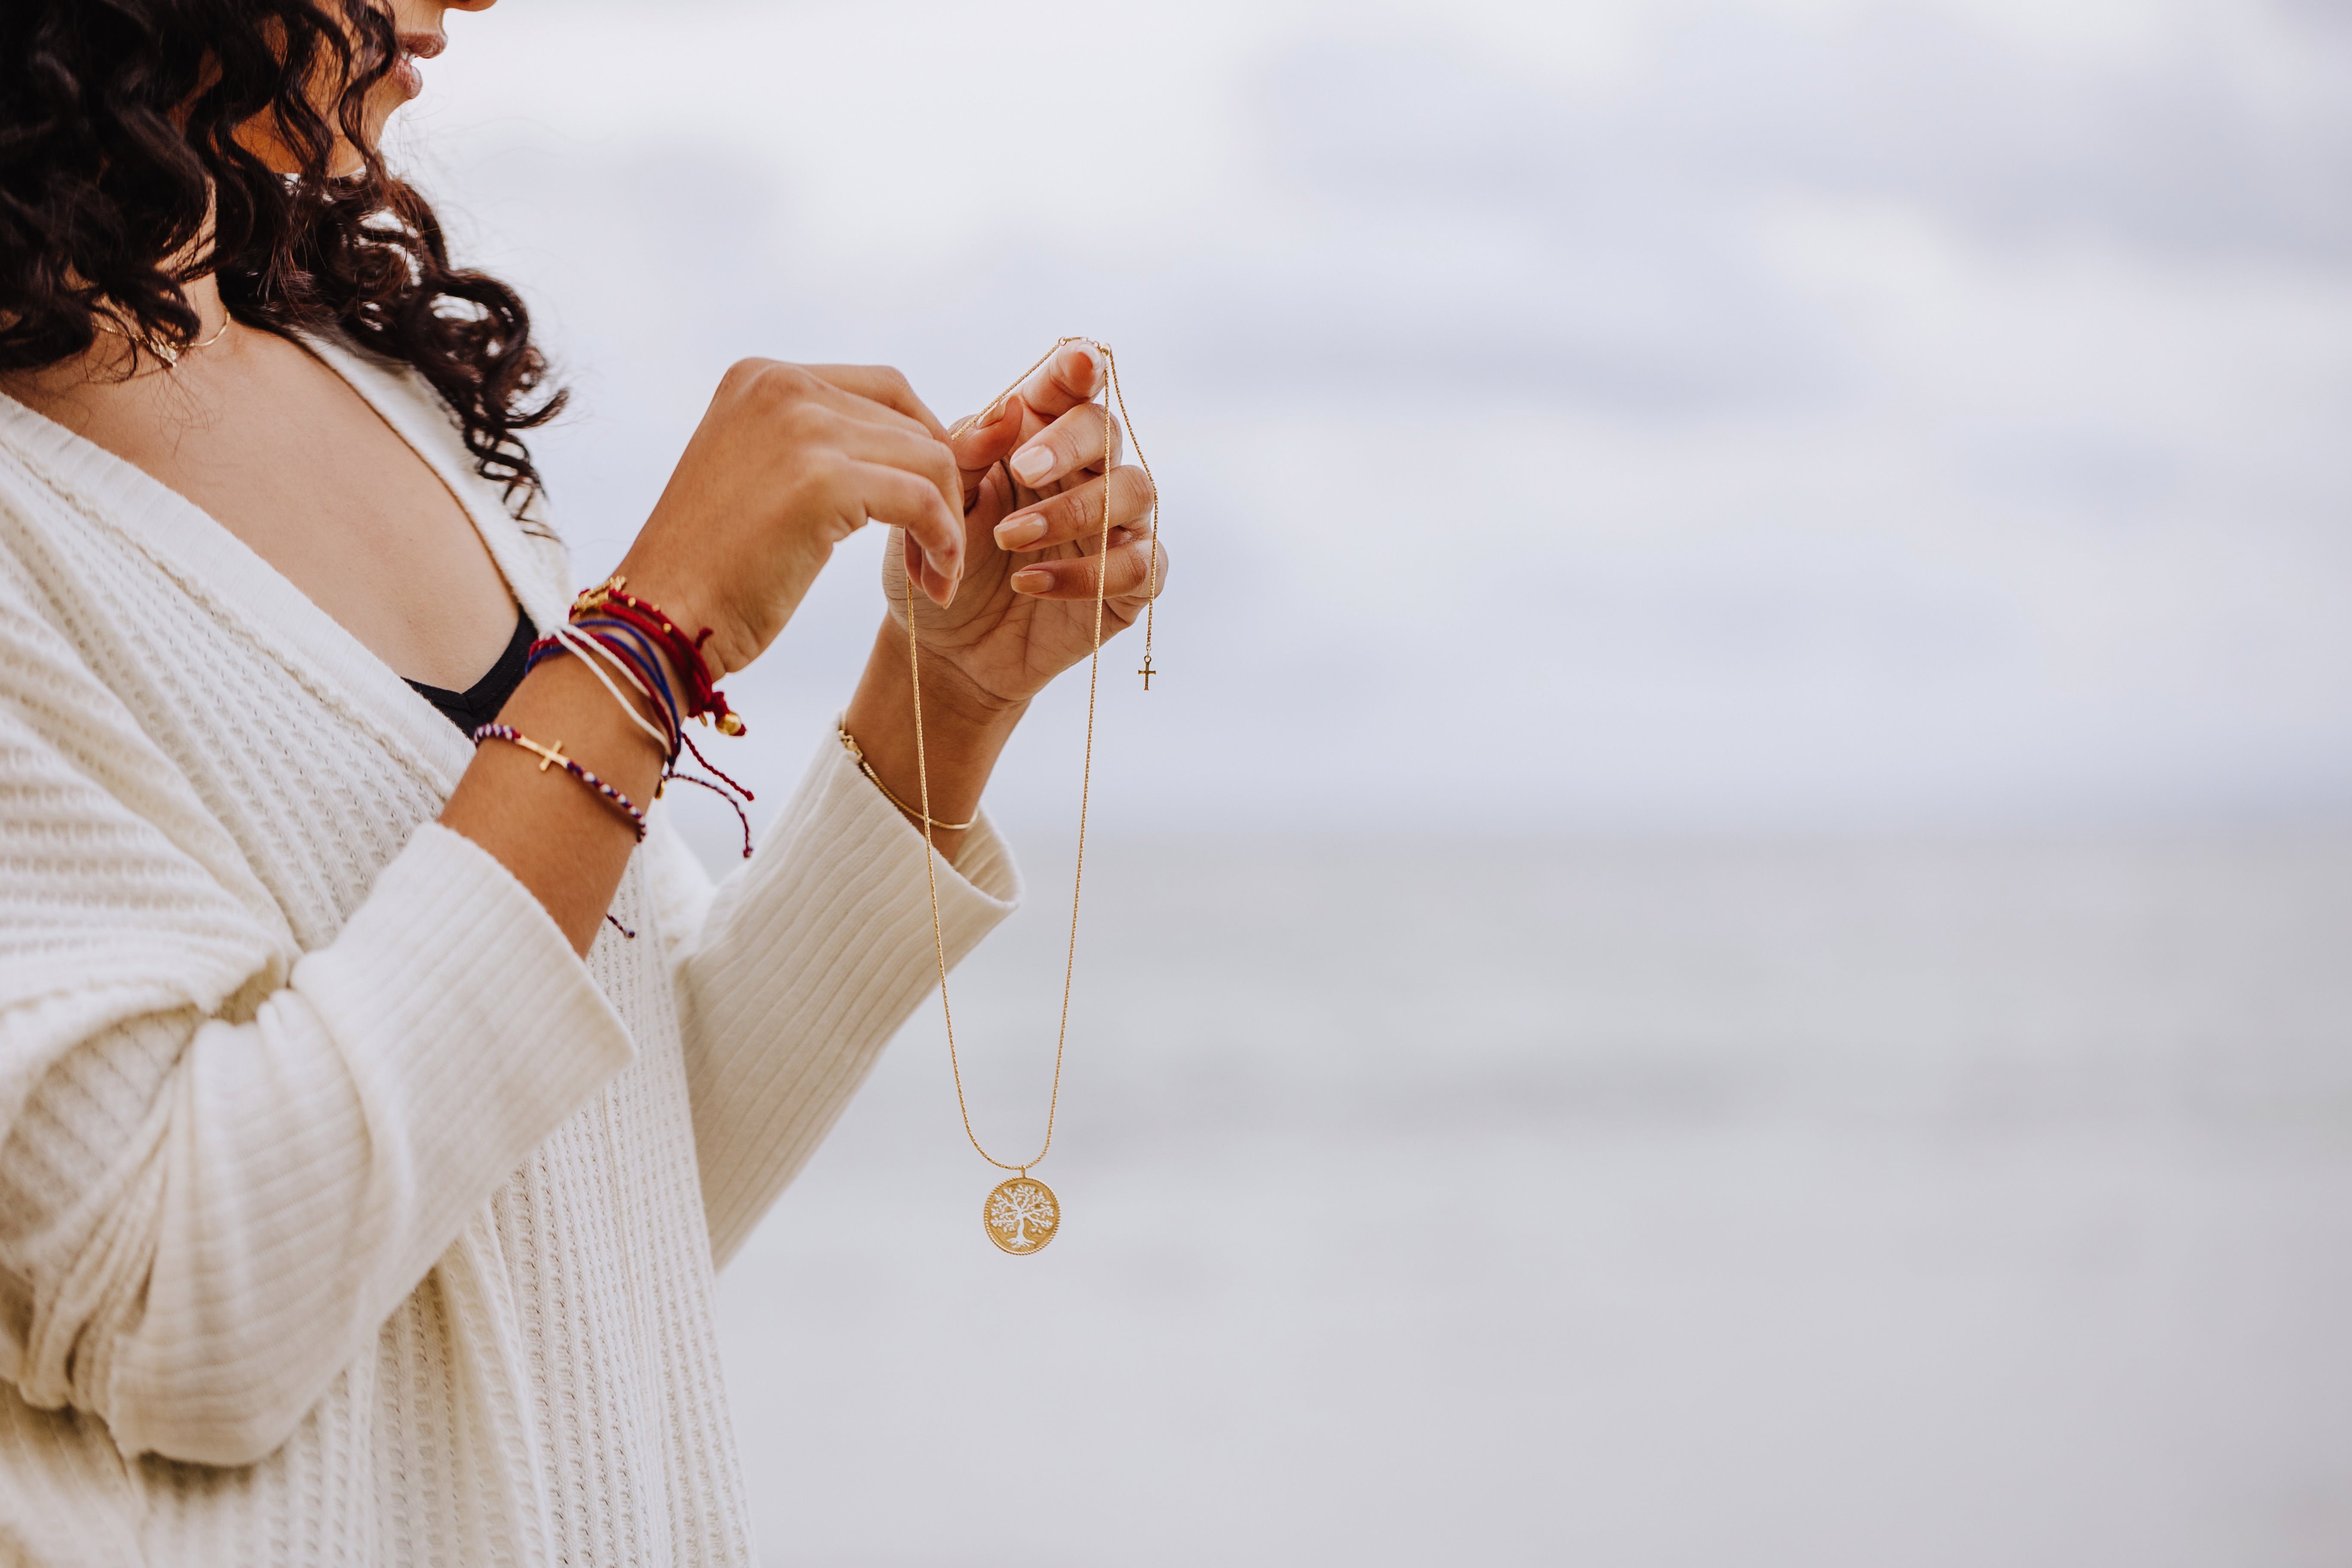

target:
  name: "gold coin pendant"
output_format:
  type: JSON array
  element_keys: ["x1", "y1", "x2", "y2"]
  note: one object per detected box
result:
[{"x1": 983, "y1": 1176, "x2": 1060, "y2": 1255}]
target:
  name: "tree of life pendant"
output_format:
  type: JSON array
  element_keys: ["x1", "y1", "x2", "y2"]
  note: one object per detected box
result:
[{"x1": 983, "y1": 1176, "x2": 1060, "y2": 1254}]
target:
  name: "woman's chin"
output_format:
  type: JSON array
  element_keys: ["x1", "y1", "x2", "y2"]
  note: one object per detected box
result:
[{"x1": 335, "y1": 100, "x2": 401, "y2": 171}]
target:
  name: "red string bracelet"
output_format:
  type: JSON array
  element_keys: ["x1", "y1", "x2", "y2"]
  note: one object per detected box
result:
[{"x1": 571, "y1": 575, "x2": 744, "y2": 736}]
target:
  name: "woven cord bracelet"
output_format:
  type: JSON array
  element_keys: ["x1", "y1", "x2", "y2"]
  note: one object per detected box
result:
[
  {"x1": 549, "y1": 623, "x2": 678, "y2": 763},
  {"x1": 472, "y1": 724, "x2": 648, "y2": 842},
  {"x1": 571, "y1": 574, "x2": 744, "y2": 735}
]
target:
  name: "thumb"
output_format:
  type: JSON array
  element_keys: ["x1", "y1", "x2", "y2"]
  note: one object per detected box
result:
[{"x1": 948, "y1": 396, "x2": 1028, "y2": 504}]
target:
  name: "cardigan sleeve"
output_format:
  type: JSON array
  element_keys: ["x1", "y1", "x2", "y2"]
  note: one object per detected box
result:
[
  {"x1": 0, "y1": 591, "x2": 637, "y2": 1468},
  {"x1": 644, "y1": 731, "x2": 1021, "y2": 1267}
]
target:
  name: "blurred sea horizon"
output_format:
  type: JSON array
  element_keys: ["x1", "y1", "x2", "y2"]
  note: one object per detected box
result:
[{"x1": 712, "y1": 825, "x2": 2352, "y2": 1567}]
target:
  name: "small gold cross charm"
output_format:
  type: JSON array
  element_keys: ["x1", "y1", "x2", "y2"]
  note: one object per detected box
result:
[
  {"x1": 1138, "y1": 655, "x2": 1158, "y2": 691},
  {"x1": 516, "y1": 736, "x2": 569, "y2": 772}
]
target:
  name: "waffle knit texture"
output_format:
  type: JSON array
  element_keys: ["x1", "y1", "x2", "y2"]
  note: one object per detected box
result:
[{"x1": 0, "y1": 335, "x2": 1020, "y2": 1566}]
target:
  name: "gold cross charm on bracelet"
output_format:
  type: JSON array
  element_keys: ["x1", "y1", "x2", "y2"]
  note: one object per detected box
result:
[{"x1": 514, "y1": 735, "x2": 570, "y2": 772}]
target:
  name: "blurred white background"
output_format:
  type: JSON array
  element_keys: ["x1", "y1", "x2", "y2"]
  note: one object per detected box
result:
[{"x1": 394, "y1": 1, "x2": 2352, "y2": 1563}]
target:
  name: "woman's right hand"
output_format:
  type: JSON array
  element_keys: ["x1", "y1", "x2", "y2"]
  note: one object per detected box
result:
[{"x1": 611, "y1": 360, "x2": 965, "y2": 680}]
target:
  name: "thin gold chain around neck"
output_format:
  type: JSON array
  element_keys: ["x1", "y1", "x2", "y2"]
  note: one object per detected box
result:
[
  {"x1": 91, "y1": 309, "x2": 233, "y2": 368},
  {"x1": 908, "y1": 336, "x2": 1160, "y2": 1175}
]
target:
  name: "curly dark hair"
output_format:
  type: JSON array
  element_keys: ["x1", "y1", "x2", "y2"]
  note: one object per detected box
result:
[{"x1": 0, "y1": 0, "x2": 563, "y2": 511}]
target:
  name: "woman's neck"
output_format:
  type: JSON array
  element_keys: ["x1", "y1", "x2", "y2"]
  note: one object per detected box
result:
[
  {"x1": 0, "y1": 273, "x2": 232, "y2": 422},
  {"x1": 160, "y1": 273, "x2": 232, "y2": 344},
  {"x1": 0, "y1": 209, "x2": 227, "y2": 395},
  {"x1": 94, "y1": 271, "x2": 233, "y2": 374},
  {"x1": 1, "y1": 303, "x2": 245, "y2": 476}
]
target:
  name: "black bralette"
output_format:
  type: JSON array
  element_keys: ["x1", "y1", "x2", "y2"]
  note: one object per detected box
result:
[{"x1": 404, "y1": 606, "x2": 537, "y2": 735}]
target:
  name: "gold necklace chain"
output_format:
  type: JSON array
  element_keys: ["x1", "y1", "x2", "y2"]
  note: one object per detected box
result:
[
  {"x1": 907, "y1": 337, "x2": 1159, "y2": 1199},
  {"x1": 91, "y1": 309, "x2": 233, "y2": 368}
]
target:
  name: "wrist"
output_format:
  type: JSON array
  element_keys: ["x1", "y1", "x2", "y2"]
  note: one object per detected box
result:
[
  {"x1": 867, "y1": 618, "x2": 1029, "y2": 743},
  {"x1": 604, "y1": 551, "x2": 743, "y2": 683},
  {"x1": 841, "y1": 620, "x2": 1026, "y2": 858},
  {"x1": 498, "y1": 656, "x2": 671, "y2": 786},
  {"x1": 913, "y1": 646, "x2": 1029, "y2": 732},
  {"x1": 570, "y1": 567, "x2": 754, "y2": 741}
]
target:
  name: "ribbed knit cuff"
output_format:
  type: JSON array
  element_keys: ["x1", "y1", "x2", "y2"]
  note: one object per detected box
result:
[
  {"x1": 293, "y1": 821, "x2": 640, "y2": 1237},
  {"x1": 682, "y1": 734, "x2": 1021, "y2": 1264}
]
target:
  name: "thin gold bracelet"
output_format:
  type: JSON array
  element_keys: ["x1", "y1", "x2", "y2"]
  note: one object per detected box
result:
[{"x1": 838, "y1": 725, "x2": 976, "y2": 832}]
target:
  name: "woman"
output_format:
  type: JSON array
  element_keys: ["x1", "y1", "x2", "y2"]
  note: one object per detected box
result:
[{"x1": 0, "y1": 0, "x2": 1163, "y2": 1562}]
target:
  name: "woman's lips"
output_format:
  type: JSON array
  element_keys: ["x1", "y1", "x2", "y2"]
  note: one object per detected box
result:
[{"x1": 392, "y1": 32, "x2": 444, "y2": 100}]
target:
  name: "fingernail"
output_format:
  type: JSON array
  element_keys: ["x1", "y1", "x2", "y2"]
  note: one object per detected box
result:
[
  {"x1": 994, "y1": 514, "x2": 1045, "y2": 549},
  {"x1": 952, "y1": 401, "x2": 1002, "y2": 442},
  {"x1": 1069, "y1": 346, "x2": 1098, "y2": 389},
  {"x1": 1010, "y1": 445, "x2": 1054, "y2": 485},
  {"x1": 1010, "y1": 567, "x2": 1050, "y2": 594}
]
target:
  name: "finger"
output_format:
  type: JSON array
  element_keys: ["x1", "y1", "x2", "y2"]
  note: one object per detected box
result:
[
  {"x1": 801, "y1": 364, "x2": 950, "y2": 441},
  {"x1": 1008, "y1": 340, "x2": 1107, "y2": 422},
  {"x1": 1005, "y1": 401, "x2": 1124, "y2": 491},
  {"x1": 990, "y1": 465, "x2": 1155, "y2": 553},
  {"x1": 898, "y1": 527, "x2": 956, "y2": 609},
  {"x1": 947, "y1": 397, "x2": 1026, "y2": 499},
  {"x1": 947, "y1": 341, "x2": 1110, "y2": 487},
  {"x1": 731, "y1": 358, "x2": 943, "y2": 447},
  {"x1": 815, "y1": 407, "x2": 962, "y2": 525},
  {"x1": 1007, "y1": 538, "x2": 1170, "y2": 602},
  {"x1": 830, "y1": 461, "x2": 963, "y2": 604},
  {"x1": 962, "y1": 459, "x2": 1019, "y2": 534}
]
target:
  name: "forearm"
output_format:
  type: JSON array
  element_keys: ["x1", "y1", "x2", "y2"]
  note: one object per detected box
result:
[
  {"x1": 438, "y1": 652, "x2": 673, "y2": 954},
  {"x1": 441, "y1": 604, "x2": 1020, "y2": 946},
  {"x1": 840, "y1": 618, "x2": 1026, "y2": 863}
]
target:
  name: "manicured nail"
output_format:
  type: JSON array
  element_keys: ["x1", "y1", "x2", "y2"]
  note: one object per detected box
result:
[
  {"x1": 1010, "y1": 444, "x2": 1054, "y2": 485},
  {"x1": 994, "y1": 514, "x2": 1045, "y2": 549},
  {"x1": 1010, "y1": 567, "x2": 1051, "y2": 593},
  {"x1": 1068, "y1": 346, "x2": 1098, "y2": 389}
]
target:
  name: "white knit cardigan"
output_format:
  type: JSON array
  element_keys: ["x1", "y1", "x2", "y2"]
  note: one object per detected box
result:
[{"x1": 0, "y1": 336, "x2": 1019, "y2": 1567}]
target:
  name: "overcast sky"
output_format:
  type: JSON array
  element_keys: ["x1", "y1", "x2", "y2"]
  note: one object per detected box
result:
[{"x1": 396, "y1": 0, "x2": 2352, "y2": 837}]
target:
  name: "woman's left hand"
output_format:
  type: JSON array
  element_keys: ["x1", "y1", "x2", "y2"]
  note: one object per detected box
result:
[{"x1": 879, "y1": 340, "x2": 1166, "y2": 717}]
